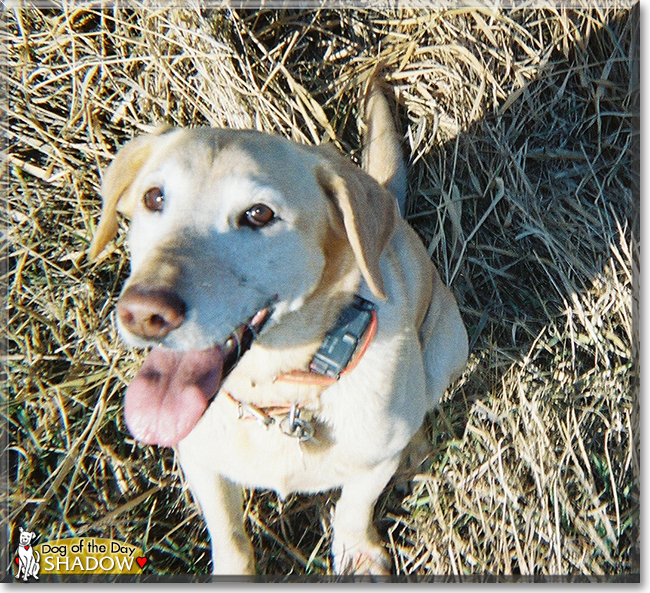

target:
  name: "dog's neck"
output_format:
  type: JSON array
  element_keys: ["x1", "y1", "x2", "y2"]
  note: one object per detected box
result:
[{"x1": 221, "y1": 230, "x2": 364, "y2": 407}]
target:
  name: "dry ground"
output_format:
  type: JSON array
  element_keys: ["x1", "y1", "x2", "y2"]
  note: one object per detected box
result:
[{"x1": 1, "y1": 1, "x2": 639, "y2": 581}]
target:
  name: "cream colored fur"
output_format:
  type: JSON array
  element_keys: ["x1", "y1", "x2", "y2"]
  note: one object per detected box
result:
[{"x1": 90, "y1": 87, "x2": 468, "y2": 575}]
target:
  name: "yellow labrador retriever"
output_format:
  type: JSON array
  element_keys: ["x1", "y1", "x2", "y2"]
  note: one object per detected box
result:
[{"x1": 88, "y1": 87, "x2": 468, "y2": 575}]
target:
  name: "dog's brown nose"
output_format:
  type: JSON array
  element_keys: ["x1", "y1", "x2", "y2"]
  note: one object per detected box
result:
[{"x1": 117, "y1": 285, "x2": 187, "y2": 340}]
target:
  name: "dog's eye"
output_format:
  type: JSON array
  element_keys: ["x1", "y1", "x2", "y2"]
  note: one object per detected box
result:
[
  {"x1": 143, "y1": 187, "x2": 165, "y2": 212},
  {"x1": 239, "y1": 203, "x2": 276, "y2": 229}
]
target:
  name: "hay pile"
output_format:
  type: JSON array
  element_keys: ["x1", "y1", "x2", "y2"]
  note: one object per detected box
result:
[{"x1": 2, "y1": 2, "x2": 639, "y2": 579}]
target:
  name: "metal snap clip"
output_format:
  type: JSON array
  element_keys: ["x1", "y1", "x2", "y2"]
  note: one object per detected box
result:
[{"x1": 279, "y1": 405, "x2": 314, "y2": 442}]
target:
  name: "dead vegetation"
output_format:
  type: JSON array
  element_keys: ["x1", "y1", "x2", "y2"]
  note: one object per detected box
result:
[{"x1": 1, "y1": 1, "x2": 639, "y2": 580}]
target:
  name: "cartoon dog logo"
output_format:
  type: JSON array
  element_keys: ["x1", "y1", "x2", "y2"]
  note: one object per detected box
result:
[{"x1": 14, "y1": 527, "x2": 40, "y2": 581}]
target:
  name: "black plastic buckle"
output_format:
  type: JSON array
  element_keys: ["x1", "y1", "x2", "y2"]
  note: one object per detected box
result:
[{"x1": 309, "y1": 295, "x2": 375, "y2": 379}]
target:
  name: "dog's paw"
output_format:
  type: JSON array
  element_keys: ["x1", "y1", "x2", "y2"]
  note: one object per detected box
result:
[
  {"x1": 212, "y1": 556, "x2": 255, "y2": 576},
  {"x1": 333, "y1": 542, "x2": 391, "y2": 576},
  {"x1": 211, "y1": 546, "x2": 255, "y2": 575}
]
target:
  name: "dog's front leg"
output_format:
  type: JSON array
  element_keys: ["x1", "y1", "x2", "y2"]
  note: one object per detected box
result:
[
  {"x1": 28, "y1": 558, "x2": 39, "y2": 579},
  {"x1": 331, "y1": 455, "x2": 400, "y2": 575},
  {"x1": 181, "y1": 461, "x2": 255, "y2": 575}
]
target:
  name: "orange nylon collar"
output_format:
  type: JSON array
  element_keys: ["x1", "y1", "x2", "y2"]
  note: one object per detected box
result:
[
  {"x1": 274, "y1": 308, "x2": 378, "y2": 386},
  {"x1": 224, "y1": 308, "x2": 378, "y2": 425}
]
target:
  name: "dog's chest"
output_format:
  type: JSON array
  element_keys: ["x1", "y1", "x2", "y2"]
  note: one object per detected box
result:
[
  {"x1": 182, "y1": 395, "x2": 356, "y2": 496},
  {"x1": 18, "y1": 548, "x2": 34, "y2": 560},
  {"x1": 178, "y1": 369, "x2": 422, "y2": 499},
  {"x1": 178, "y1": 321, "x2": 429, "y2": 498}
]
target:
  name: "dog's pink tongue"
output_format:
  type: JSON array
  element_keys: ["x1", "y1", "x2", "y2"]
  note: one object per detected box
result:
[{"x1": 124, "y1": 346, "x2": 224, "y2": 447}]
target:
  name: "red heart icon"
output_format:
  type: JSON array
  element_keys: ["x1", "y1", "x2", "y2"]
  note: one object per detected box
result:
[
  {"x1": 14, "y1": 557, "x2": 19, "y2": 565},
  {"x1": 24, "y1": 546, "x2": 30, "y2": 550},
  {"x1": 136, "y1": 557, "x2": 147, "y2": 569}
]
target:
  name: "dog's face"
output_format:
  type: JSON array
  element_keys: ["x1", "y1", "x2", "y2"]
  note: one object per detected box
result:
[
  {"x1": 89, "y1": 127, "x2": 398, "y2": 446},
  {"x1": 19, "y1": 528, "x2": 35, "y2": 546},
  {"x1": 114, "y1": 129, "x2": 333, "y2": 352}
]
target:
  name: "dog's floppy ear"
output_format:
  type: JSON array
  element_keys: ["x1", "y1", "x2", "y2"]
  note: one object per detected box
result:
[
  {"x1": 88, "y1": 128, "x2": 170, "y2": 260},
  {"x1": 316, "y1": 148, "x2": 398, "y2": 300}
]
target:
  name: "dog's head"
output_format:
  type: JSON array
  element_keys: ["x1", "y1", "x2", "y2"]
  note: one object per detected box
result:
[
  {"x1": 89, "y1": 125, "x2": 399, "y2": 446},
  {"x1": 19, "y1": 528, "x2": 35, "y2": 546}
]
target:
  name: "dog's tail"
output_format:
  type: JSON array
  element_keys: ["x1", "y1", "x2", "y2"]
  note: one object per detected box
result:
[{"x1": 362, "y1": 83, "x2": 407, "y2": 216}]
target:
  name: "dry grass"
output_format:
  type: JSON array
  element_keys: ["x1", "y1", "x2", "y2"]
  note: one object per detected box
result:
[{"x1": 1, "y1": 1, "x2": 639, "y2": 580}]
